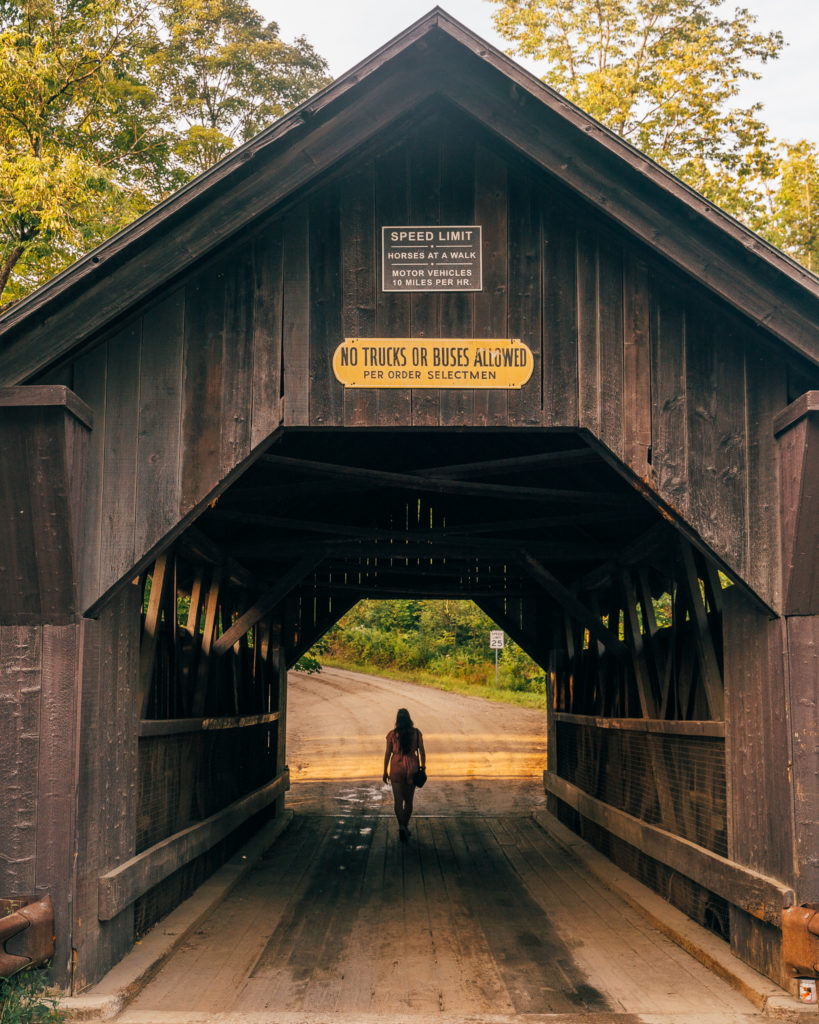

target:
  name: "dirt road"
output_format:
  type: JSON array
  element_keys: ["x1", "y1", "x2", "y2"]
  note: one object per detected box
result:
[{"x1": 286, "y1": 666, "x2": 549, "y2": 817}]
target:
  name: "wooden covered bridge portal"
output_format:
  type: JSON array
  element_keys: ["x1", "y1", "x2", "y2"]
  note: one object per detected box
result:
[{"x1": 0, "y1": 9, "x2": 817, "y2": 1000}]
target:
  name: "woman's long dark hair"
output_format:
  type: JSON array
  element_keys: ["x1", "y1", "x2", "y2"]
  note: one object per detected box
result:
[{"x1": 395, "y1": 708, "x2": 415, "y2": 754}]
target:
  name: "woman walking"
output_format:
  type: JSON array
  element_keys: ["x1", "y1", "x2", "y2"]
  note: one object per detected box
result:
[{"x1": 382, "y1": 708, "x2": 426, "y2": 843}]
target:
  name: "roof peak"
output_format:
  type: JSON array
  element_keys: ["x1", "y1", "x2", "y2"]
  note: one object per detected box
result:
[{"x1": 0, "y1": 8, "x2": 816, "y2": 381}]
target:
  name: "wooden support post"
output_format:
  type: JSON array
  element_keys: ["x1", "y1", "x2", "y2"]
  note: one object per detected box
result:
[
  {"x1": 617, "y1": 570, "x2": 681, "y2": 830},
  {"x1": 191, "y1": 568, "x2": 222, "y2": 719},
  {"x1": 677, "y1": 539, "x2": 725, "y2": 720},
  {"x1": 636, "y1": 567, "x2": 664, "y2": 710},
  {"x1": 775, "y1": 393, "x2": 819, "y2": 904},
  {"x1": 546, "y1": 645, "x2": 558, "y2": 773},
  {"x1": 272, "y1": 618, "x2": 287, "y2": 817},
  {"x1": 620, "y1": 569, "x2": 658, "y2": 719},
  {"x1": 138, "y1": 552, "x2": 170, "y2": 719},
  {"x1": 185, "y1": 570, "x2": 205, "y2": 640}
]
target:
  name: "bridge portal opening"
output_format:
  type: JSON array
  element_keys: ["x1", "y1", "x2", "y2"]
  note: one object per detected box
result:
[{"x1": 130, "y1": 429, "x2": 737, "y2": 963}]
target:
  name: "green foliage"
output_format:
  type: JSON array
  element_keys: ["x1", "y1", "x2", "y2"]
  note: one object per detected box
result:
[
  {"x1": 0, "y1": 967, "x2": 66, "y2": 1024},
  {"x1": 491, "y1": 0, "x2": 782, "y2": 223},
  {"x1": 295, "y1": 633, "x2": 328, "y2": 674},
  {"x1": 318, "y1": 599, "x2": 546, "y2": 699},
  {"x1": 0, "y1": 0, "x2": 329, "y2": 302},
  {"x1": 0, "y1": 0, "x2": 171, "y2": 301},
  {"x1": 151, "y1": 0, "x2": 330, "y2": 176},
  {"x1": 764, "y1": 140, "x2": 819, "y2": 272}
]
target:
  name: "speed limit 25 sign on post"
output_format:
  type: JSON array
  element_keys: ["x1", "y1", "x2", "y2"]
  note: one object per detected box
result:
[{"x1": 489, "y1": 630, "x2": 505, "y2": 649}]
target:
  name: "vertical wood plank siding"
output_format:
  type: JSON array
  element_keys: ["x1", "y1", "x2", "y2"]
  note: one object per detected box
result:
[
  {"x1": 0, "y1": 625, "x2": 82, "y2": 984},
  {"x1": 64, "y1": 120, "x2": 806, "y2": 613},
  {"x1": 408, "y1": 127, "x2": 443, "y2": 426},
  {"x1": 73, "y1": 584, "x2": 140, "y2": 990},
  {"x1": 440, "y1": 123, "x2": 476, "y2": 425},
  {"x1": 723, "y1": 589, "x2": 796, "y2": 985},
  {"x1": 473, "y1": 143, "x2": 508, "y2": 427},
  {"x1": 340, "y1": 166, "x2": 377, "y2": 426}
]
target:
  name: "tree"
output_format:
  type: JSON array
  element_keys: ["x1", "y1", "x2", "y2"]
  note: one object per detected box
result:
[
  {"x1": 152, "y1": 0, "x2": 330, "y2": 176},
  {"x1": 0, "y1": 0, "x2": 330, "y2": 304},
  {"x1": 491, "y1": 0, "x2": 783, "y2": 220},
  {"x1": 0, "y1": 0, "x2": 171, "y2": 303},
  {"x1": 765, "y1": 140, "x2": 819, "y2": 272}
]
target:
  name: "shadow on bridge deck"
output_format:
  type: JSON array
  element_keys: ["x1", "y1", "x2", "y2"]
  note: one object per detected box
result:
[
  {"x1": 119, "y1": 811, "x2": 762, "y2": 1022},
  {"x1": 70, "y1": 670, "x2": 797, "y2": 1023}
]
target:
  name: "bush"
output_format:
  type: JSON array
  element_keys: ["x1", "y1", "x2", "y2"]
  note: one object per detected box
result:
[
  {"x1": 313, "y1": 599, "x2": 548, "y2": 698},
  {"x1": 0, "y1": 968, "x2": 65, "y2": 1024}
]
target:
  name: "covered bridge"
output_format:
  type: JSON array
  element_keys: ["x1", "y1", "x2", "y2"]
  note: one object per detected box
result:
[{"x1": 0, "y1": 7, "x2": 817, "y2": 996}]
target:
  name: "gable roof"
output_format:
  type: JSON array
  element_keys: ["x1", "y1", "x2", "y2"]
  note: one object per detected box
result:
[{"x1": 1, "y1": 6, "x2": 817, "y2": 385}]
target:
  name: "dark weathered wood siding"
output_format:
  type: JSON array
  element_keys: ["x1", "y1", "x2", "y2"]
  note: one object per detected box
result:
[
  {"x1": 0, "y1": 392, "x2": 91, "y2": 622},
  {"x1": 723, "y1": 589, "x2": 795, "y2": 985},
  {"x1": 0, "y1": 624, "x2": 82, "y2": 982},
  {"x1": 58, "y1": 116, "x2": 816, "y2": 614},
  {"x1": 72, "y1": 583, "x2": 141, "y2": 990}
]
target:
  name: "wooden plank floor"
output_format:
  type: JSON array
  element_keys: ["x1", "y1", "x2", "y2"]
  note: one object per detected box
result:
[{"x1": 125, "y1": 812, "x2": 764, "y2": 1021}]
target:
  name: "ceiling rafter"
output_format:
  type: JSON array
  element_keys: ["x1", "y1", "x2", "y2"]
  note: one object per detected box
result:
[{"x1": 259, "y1": 454, "x2": 634, "y2": 505}]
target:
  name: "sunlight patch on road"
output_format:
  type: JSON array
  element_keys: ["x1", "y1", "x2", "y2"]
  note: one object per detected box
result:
[{"x1": 289, "y1": 747, "x2": 546, "y2": 781}]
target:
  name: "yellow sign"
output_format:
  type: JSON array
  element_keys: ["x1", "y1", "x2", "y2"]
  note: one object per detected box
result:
[{"x1": 332, "y1": 338, "x2": 534, "y2": 389}]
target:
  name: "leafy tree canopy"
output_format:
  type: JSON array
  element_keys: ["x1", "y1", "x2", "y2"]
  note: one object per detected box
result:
[
  {"x1": 491, "y1": 0, "x2": 783, "y2": 220},
  {"x1": 152, "y1": 0, "x2": 329, "y2": 176},
  {"x1": 0, "y1": 0, "x2": 170, "y2": 301},
  {"x1": 765, "y1": 139, "x2": 819, "y2": 273},
  {"x1": 0, "y1": 0, "x2": 329, "y2": 303}
]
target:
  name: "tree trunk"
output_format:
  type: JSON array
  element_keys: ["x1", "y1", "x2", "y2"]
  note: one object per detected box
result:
[{"x1": 0, "y1": 244, "x2": 26, "y2": 304}]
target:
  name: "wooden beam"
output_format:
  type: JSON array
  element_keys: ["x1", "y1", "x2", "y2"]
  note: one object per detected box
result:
[
  {"x1": 320, "y1": 563, "x2": 518, "y2": 581},
  {"x1": 0, "y1": 384, "x2": 94, "y2": 427},
  {"x1": 97, "y1": 770, "x2": 289, "y2": 920},
  {"x1": 260, "y1": 454, "x2": 637, "y2": 506},
  {"x1": 581, "y1": 523, "x2": 672, "y2": 591},
  {"x1": 190, "y1": 568, "x2": 222, "y2": 717},
  {"x1": 207, "y1": 508, "x2": 638, "y2": 538},
  {"x1": 553, "y1": 712, "x2": 724, "y2": 737},
  {"x1": 519, "y1": 552, "x2": 625, "y2": 656},
  {"x1": 185, "y1": 568, "x2": 205, "y2": 639},
  {"x1": 287, "y1": 594, "x2": 358, "y2": 666},
  {"x1": 138, "y1": 553, "x2": 170, "y2": 719},
  {"x1": 228, "y1": 538, "x2": 613, "y2": 562},
  {"x1": 307, "y1": 585, "x2": 533, "y2": 599},
  {"x1": 139, "y1": 712, "x2": 279, "y2": 737},
  {"x1": 208, "y1": 510, "x2": 379, "y2": 536},
  {"x1": 178, "y1": 527, "x2": 258, "y2": 591},
  {"x1": 411, "y1": 447, "x2": 598, "y2": 478},
  {"x1": 677, "y1": 540, "x2": 725, "y2": 720},
  {"x1": 543, "y1": 771, "x2": 793, "y2": 925},
  {"x1": 620, "y1": 570, "x2": 658, "y2": 718},
  {"x1": 212, "y1": 553, "x2": 324, "y2": 657}
]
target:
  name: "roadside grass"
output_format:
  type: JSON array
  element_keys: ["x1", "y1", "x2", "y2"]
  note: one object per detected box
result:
[{"x1": 317, "y1": 655, "x2": 549, "y2": 711}]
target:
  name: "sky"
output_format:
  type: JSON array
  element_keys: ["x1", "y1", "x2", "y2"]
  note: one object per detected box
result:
[{"x1": 261, "y1": 0, "x2": 819, "y2": 144}]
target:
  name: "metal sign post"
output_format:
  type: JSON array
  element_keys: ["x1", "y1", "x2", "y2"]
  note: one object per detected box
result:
[{"x1": 489, "y1": 629, "x2": 504, "y2": 686}]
